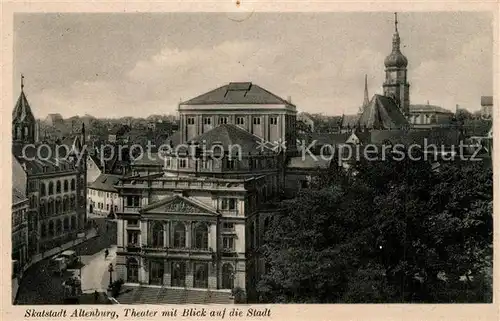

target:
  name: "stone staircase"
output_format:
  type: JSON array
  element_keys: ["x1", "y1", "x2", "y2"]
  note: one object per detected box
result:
[{"x1": 115, "y1": 286, "x2": 233, "y2": 304}]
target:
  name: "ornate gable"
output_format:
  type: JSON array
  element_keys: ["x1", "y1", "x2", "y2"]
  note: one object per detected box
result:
[{"x1": 141, "y1": 195, "x2": 218, "y2": 216}]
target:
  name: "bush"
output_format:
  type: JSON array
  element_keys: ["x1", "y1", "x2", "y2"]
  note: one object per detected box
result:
[
  {"x1": 232, "y1": 287, "x2": 247, "y2": 304},
  {"x1": 111, "y1": 279, "x2": 124, "y2": 297}
]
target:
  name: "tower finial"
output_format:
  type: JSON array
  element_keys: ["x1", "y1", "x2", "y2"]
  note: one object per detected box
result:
[
  {"x1": 394, "y1": 12, "x2": 398, "y2": 32},
  {"x1": 21, "y1": 74, "x2": 24, "y2": 91}
]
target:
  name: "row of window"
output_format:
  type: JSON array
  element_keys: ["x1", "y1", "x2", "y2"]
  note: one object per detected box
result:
[
  {"x1": 39, "y1": 196, "x2": 76, "y2": 218},
  {"x1": 127, "y1": 221, "x2": 236, "y2": 251},
  {"x1": 40, "y1": 215, "x2": 77, "y2": 238},
  {"x1": 40, "y1": 179, "x2": 76, "y2": 197},
  {"x1": 166, "y1": 157, "x2": 272, "y2": 170},
  {"x1": 93, "y1": 201, "x2": 118, "y2": 212},
  {"x1": 187, "y1": 116, "x2": 279, "y2": 126},
  {"x1": 88, "y1": 189, "x2": 118, "y2": 198},
  {"x1": 125, "y1": 196, "x2": 238, "y2": 211}
]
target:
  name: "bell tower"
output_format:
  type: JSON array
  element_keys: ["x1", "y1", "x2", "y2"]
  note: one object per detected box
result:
[
  {"x1": 383, "y1": 13, "x2": 410, "y2": 117},
  {"x1": 12, "y1": 74, "x2": 36, "y2": 146}
]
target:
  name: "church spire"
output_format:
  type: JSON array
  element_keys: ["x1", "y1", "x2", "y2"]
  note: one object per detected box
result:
[
  {"x1": 384, "y1": 12, "x2": 408, "y2": 68},
  {"x1": 21, "y1": 74, "x2": 24, "y2": 91},
  {"x1": 358, "y1": 74, "x2": 370, "y2": 114}
]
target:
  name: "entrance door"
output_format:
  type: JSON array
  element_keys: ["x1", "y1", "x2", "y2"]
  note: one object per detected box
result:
[
  {"x1": 171, "y1": 262, "x2": 186, "y2": 287},
  {"x1": 127, "y1": 258, "x2": 139, "y2": 283},
  {"x1": 193, "y1": 263, "x2": 208, "y2": 288},
  {"x1": 149, "y1": 261, "x2": 164, "y2": 285}
]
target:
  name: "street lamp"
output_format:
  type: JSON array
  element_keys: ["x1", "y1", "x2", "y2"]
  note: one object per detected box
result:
[{"x1": 108, "y1": 263, "x2": 114, "y2": 290}]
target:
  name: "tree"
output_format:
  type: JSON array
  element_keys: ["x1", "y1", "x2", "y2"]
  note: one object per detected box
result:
[{"x1": 257, "y1": 154, "x2": 492, "y2": 303}]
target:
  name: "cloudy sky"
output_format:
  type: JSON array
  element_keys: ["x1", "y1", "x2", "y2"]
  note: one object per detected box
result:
[{"x1": 13, "y1": 12, "x2": 492, "y2": 118}]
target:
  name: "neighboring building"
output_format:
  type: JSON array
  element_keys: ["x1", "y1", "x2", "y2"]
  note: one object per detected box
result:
[
  {"x1": 481, "y1": 96, "x2": 493, "y2": 119},
  {"x1": 114, "y1": 82, "x2": 295, "y2": 303},
  {"x1": 408, "y1": 103, "x2": 454, "y2": 128},
  {"x1": 340, "y1": 13, "x2": 410, "y2": 133},
  {"x1": 12, "y1": 156, "x2": 29, "y2": 277},
  {"x1": 86, "y1": 153, "x2": 103, "y2": 183},
  {"x1": 44, "y1": 113, "x2": 64, "y2": 126},
  {"x1": 12, "y1": 79, "x2": 87, "y2": 255},
  {"x1": 87, "y1": 173, "x2": 122, "y2": 218}
]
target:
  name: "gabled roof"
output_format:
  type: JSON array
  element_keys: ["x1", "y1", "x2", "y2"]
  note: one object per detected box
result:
[
  {"x1": 340, "y1": 114, "x2": 360, "y2": 128},
  {"x1": 12, "y1": 155, "x2": 27, "y2": 204},
  {"x1": 357, "y1": 94, "x2": 409, "y2": 130},
  {"x1": 140, "y1": 195, "x2": 219, "y2": 216},
  {"x1": 188, "y1": 124, "x2": 274, "y2": 154},
  {"x1": 13, "y1": 90, "x2": 35, "y2": 123},
  {"x1": 87, "y1": 173, "x2": 122, "y2": 192},
  {"x1": 180, "y1": 82, "x2": 295, "y2": 107}
]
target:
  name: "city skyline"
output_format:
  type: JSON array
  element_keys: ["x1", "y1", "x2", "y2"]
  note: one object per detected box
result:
[{"x1": 14, "y1": 12, "x2": 493, "y2": 118}]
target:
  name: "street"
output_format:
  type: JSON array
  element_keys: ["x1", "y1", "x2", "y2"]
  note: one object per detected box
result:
[{"x1": 15, "y1": 217, "x2": 117, "y2": 305}]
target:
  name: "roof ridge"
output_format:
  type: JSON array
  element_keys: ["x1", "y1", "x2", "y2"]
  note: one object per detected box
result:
[
  {"x1": 180, "y1": 84, "x2": 228, "y2": 105},
  {"x1": 251, "y1": 84, "x2": 295, "y2": 107}
]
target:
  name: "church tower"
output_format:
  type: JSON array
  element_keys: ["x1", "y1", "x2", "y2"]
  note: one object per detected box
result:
[
  {"x1": 358, "y1": 74, "x2": 370, "y2": 114},
  {"x1": 12, "y1": 75, "x2": 36, "y2": 145},
  {"x1": 383, "y1": 13, "x2": 410, "y2": 117}
]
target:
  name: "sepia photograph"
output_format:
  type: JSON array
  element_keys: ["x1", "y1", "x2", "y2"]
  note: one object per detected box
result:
[{"x1": 9, "y1": 9, "x2": 493, "y2": 308}]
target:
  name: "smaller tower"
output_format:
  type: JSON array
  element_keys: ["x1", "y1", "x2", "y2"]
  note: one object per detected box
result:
[
  {"x1": 358, "y1": 74, "x2": 370, "y2": 114},
  {"x1": 12, "y1": 74, "x2": 36, "y2": 145}
]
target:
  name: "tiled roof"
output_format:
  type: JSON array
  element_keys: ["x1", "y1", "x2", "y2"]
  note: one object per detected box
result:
[
  {"x1": 358, "y1": 94, "x2": 409, "y2": 130},
  {"x1": 481, "y1": 96, "x2": 493, "y2": 106},
  {"x1": 12, "y1": 90, "x2": 35, "y2": 123},
  {"x1": 87, "y1": 173, "x2": 122, "y2": 192},
  {"x1": 180, "y1": 82, "x2": 295, "y2": 107},
  {"x1": 410, "y1": 104, "x2": 453, "y2": 114},
  {"x1": 368, "y1": 128, "x2": 462, "y2": 146},
  {"x1": 12, "y1": 155, "x2": 27, "y2": 204},
  {"x1": 131, "y1": 152, "x2": 166, "y2": 167},
  {"x1": 188, "y1": 124, "x2": 275, "y2": 155},
  {"x1": 12, "y1": 187, "x2": 27, "y2": 205},
  {"x1": 12, "y1": 143, "x2": 77, "y2": 175}
]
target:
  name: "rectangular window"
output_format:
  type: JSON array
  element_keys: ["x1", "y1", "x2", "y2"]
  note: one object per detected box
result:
[
  {"x1": 178, "y1": 158, "x2": 187, "y2": 168},
  {"x1": 218, "y1": 117, "x2": 228, "y2": 125},
  {"x1": 236, "y1": 117, "x2": 245, "y2": 125},
  {"x1": 127, "y1": 231, "x2": 139, "y2": 244},
  {"x1": 203, "y1": 117, "x2": 212, "y2": 125},
  {"x1": 253, "y1": 117, "x2": 261, "y2": 125},
  {"x1": 128, "y1": 219, "x2": 138, "y2": 226},
  {"x1": 201, "y1": 160, "x2": 210, "y2": 170},
  {"x1": 222, "y1": 198, "x2": 237, "y2": 210},
  {"x1": 226, "y1": 159, "x2": 235, "y2": 170},
  {"x1": 187, "y1": 117, "x2": 195, "y2": 125},
  {"x1": 126, "y1": 196, "x2": 140, "y2": 207},
  {"x1": 165, "y1": 157, "x2": 171, "y2": 168},
  {"x1": 106, "y1": 204, "x2": 109, "y2": 210},
  {"x1": 270, "y1": 117, "x2": 278, "y2": 125},
  {"x1": 222, "y1": 237, "x2": 235, "y2": 250}
]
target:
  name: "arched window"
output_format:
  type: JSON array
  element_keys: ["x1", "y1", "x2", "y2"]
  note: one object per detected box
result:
[
  {"x1": 24, "y1": 127, "x2": 29, "y2": 138},
  {"x1": 63, "y1": 217, "x2": 69, "y2": 231},
  {"x1": 171, "y1": 261, "x2": 186, "y2": 287},
  {"x1": 126, "y1": 258, "x2": 139, "y2": 283},
  {"x1": 48, "y1": 199, "x2": 54, "y2": 215},
  {"x1": 151, "y1": 222, "x2": 164, "y2": 248},
  {"x1": 70, "y1": 195, "x2": 75, "y2": 209},
  {"x1": 64, "y1": 180, "x2": 69, "y2": 192},
  {"x1": 56, "y1": 181, "x2": 61, "y2": 193},
  {"x1": 193, "y1": 223, "x2": 209, "y2": 249},
  {"x1": 221, "y1": 263, "x2": 234, "y2": 289},
  {"x1": 41, "y1": 223, "x2": 47, "y2": 238},
  {"x1": 55, "y1": 198, "x2": 61, "y2": 215},
  {"x1": 48, "y1": 221, "x2": 54, "y2": 237},
  {"x1": 70, "y1": 179, "x2": 76, "y2": 191},
  {"x1": 193, "y1": 263, "x2": 208, "y2": 288},
  {"x1": 48, "y1": 182, "x2": 54, "y2": 195},
  {"x1": 40, "y1": 184, "x2": 46, "y2": 197},
  {"x1": 39, "y1": 200, "x2": 46, "y2": 218},
  {"x1": 56, "y1": 219, "x2": 62, "y2": 235},
  {"x1": 63, "y1": 197, "x2": 68, "y2": 212},
  {"x1": 71, "y1": 216, "x2": 76, "y2": 230},
  {"x1": 173, "y1": 222, "x2": 186, "y2": 248},
  {"x1": 264, "y1": 217, "x2": 270, "y2": 234}
]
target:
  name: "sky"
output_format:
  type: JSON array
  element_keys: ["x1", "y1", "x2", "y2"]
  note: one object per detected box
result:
[{"x1": 13, "y1": 12, "x2": 493, "y2": 118}]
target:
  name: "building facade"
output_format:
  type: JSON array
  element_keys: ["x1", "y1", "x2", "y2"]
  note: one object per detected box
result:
[
  {"x1": 114, "y1": 82, "x2": 295, "y2": 301},
  {"x1": 12, "y1": 79, "x2": 87, "y2": 255},
  {"x1": 12, "y1": 156, "x2": 29, "y2": 276},
  {"x1": 87, "y1": 173, "x2": 122, "y2": 217}
]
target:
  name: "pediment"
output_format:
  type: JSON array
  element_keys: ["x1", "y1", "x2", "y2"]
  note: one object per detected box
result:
[{"x1": 141, "y1": 196, "x2": 218, "y2": 216}]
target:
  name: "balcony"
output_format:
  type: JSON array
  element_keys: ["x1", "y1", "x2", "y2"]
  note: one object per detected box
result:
[
  {"x1": 126, "y1": 243, "x2": 141, "y2": 253},
  {"x1": 221, "y1": 248, "x2": 237, "y2": 257}
]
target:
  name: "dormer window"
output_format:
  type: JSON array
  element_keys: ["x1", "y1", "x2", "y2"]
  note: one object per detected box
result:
[{"x1": 218, "y1": 117, "x2": 228, "y2": 125}]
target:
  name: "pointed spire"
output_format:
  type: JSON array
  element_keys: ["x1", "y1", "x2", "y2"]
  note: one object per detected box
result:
[
  {"x1": 394, "y1": 12, "x2": 398, "y2": 33},
  {"x1": 21, "y1": 74, "x2": 25, "y2": 91},
  {"x1": 359, "y1": 75, "x2": 370, "y2": 114}
]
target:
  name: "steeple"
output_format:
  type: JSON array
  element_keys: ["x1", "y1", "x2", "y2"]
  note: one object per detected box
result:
[
  {"x1": 13, "y1": 74, "x2": 36, "y2": 145},
  {"x1": 384, "y1": 12, "x2": 408, "y2": 68},
  {"x1": 358, "y1": 74, "x2": 370, "y2": 114}
]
